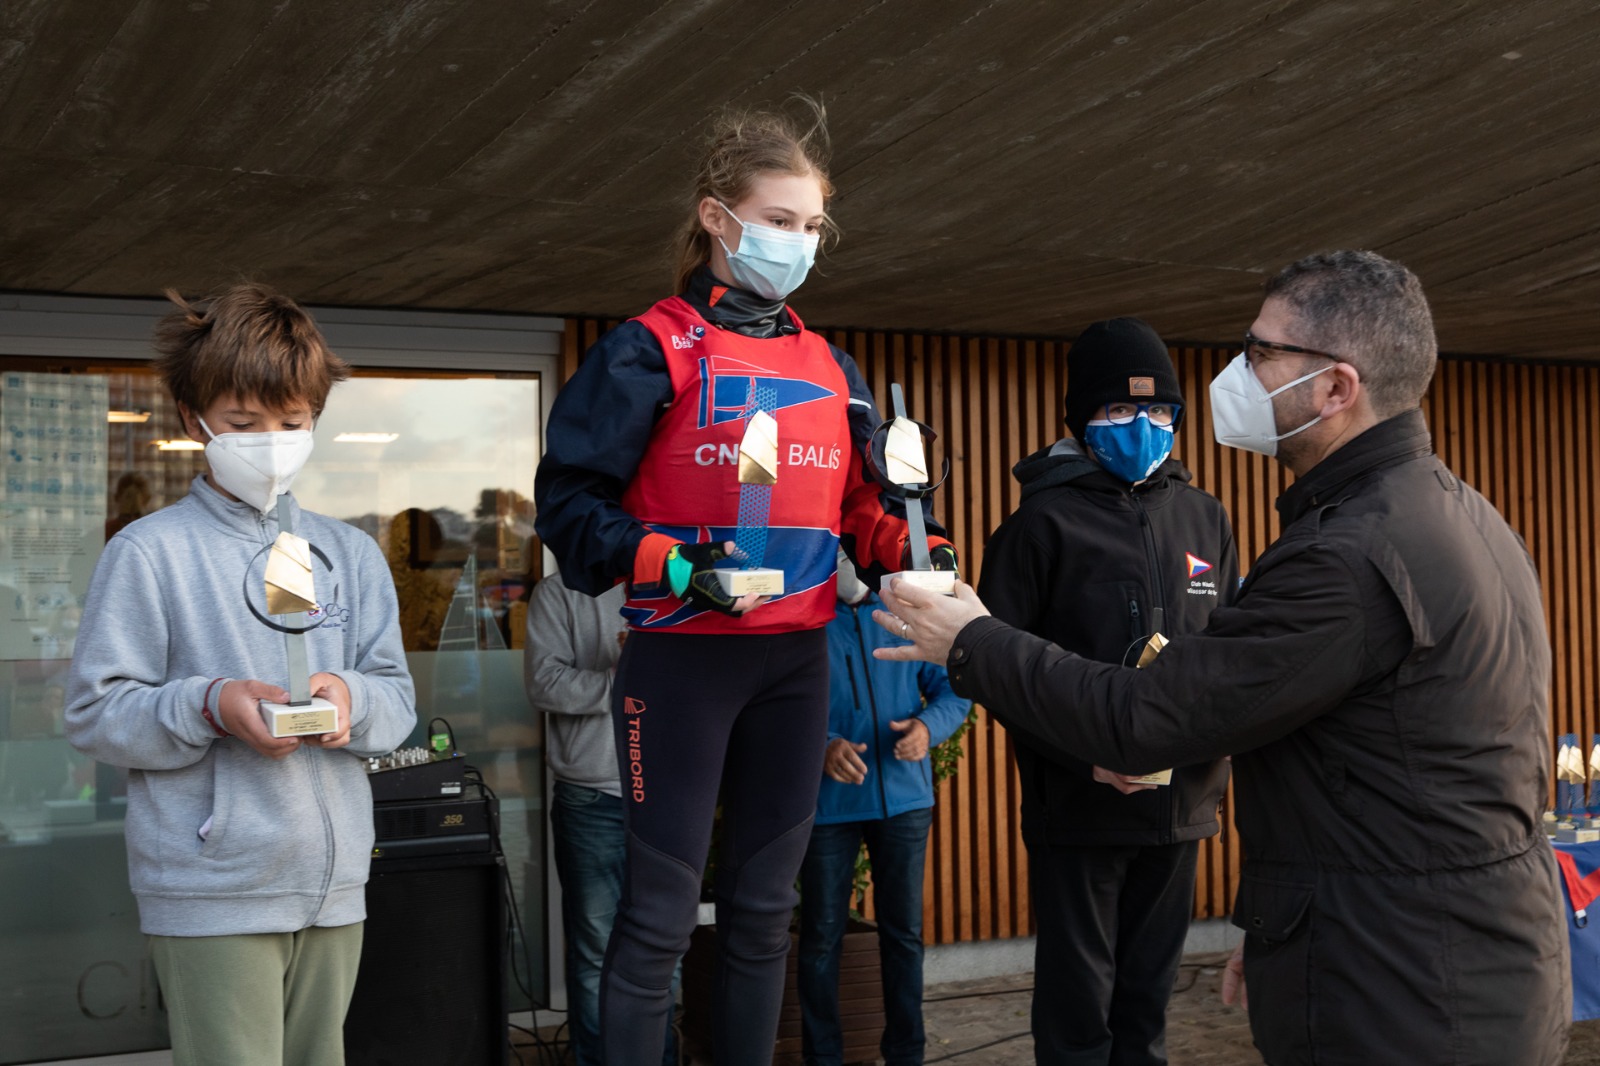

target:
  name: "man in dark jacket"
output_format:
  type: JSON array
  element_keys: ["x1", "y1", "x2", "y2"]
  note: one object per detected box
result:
[
  {"x1": 978, "y1": 317, "x2": 1238, "y2": 1065},
  {"x1": 797, "y1": 553, "x2": 971, "y2": 1066},
  {"x1": 874, "y1": 251, "x2": 1570, "y2": 1066}
]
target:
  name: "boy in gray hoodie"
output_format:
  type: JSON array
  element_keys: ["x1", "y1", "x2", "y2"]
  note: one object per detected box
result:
[{"x1": 65, "y1": 283, "x2": 417, "y2": 1066}]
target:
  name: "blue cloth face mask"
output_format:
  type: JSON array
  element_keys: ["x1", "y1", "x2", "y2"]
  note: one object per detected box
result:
[
  {"x1": 715, "y1": 201, "x2": 819, "y2": 301},
  {"x1": 1083, "y1": 414, "x2": 1175, "y2": 484}
]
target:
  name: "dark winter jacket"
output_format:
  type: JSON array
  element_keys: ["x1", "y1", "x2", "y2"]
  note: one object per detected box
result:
[
  {"x1": 977, "y1": 439, "x2": 1237, "y2": 846},
  {"x1": 816, "y1": 593, "x2": 971, "y2": 825},
  {"x1": 948, "y1": 411, "x2": 1569, "y2": 1065}
]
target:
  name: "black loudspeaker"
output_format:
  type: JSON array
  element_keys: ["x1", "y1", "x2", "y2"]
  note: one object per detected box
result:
[{"x1": 344, "y1": 849, "x2": 509, "y2": 1066}]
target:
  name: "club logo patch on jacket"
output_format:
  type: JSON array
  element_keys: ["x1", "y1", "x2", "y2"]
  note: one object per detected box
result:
[
  {"x1": 670, "y1": 325, "x2": 706, "y2": 349},
  {"x1": 307, "y1": 600, "x2": 349, "y2": 628},
  {"x1": 1185, "y1": 553, "x2": 1218, "y2": 596}
]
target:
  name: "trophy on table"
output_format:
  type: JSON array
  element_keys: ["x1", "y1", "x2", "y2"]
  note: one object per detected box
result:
[
  {"x1": 868, "y1": 383, "x2": 954, "y2": 596},
  {"x1": 1588, "y1": 734, "x2": 1600, "y2": 819},
  {"x1": 244, "y1": 496, "x2": 338, "y2": 737},
  {"x1": 715, "y1": 380, "x2": 785, "y2": 599},
  {"x1": 1557, "y1": 733, "x2": 1587, "y2": 829}
]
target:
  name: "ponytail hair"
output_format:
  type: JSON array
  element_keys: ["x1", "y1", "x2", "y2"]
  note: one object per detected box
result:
[{"x1": 672, "y1": 94, "x2": 839, "y2": 293}]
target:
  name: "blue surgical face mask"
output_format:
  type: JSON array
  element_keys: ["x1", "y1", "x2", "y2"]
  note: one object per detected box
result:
[
  {"x1": 715, "y1": 201, "x2": 819, "y2": 301},
  {"x1": 1083, "y1": 414, "x2": 1174, "y2": 484}
]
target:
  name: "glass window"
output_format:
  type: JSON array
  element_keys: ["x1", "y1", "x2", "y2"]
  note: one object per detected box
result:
[{"x1": 0, "y1": 360, "x2": 547, "y2": 1063}]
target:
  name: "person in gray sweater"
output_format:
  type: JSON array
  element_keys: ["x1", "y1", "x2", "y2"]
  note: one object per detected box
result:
[
  {"x1": 524, "y1": 571, "x2": 678, "y2": 1065},
  {"x1": 65, "y1": 283, "x2": 417, "y2": 1066}
]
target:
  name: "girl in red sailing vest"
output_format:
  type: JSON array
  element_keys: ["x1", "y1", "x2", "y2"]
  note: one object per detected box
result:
[{"x1": 534, "y1": 100, "x2": 955, "y2": 1064}]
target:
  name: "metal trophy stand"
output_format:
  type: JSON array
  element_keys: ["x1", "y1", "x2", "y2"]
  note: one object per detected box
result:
[
  {"x1": 867, "y1": 383, "x2": 953, "y2": 595},
  {"x1": 249, "y1": 495, "x2": 338, "y2": 737}
]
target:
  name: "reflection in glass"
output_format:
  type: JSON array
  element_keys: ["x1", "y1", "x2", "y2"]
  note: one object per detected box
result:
[
  {"x1": 299, "y1": 374, "x2": 548, "y2": 1011},
  {"x1": 0, "y1": 364, "x2": 548, "y2": 1062},
  {"x1": 1, "y1": 367, "x2": 176, "y2": 1062}
]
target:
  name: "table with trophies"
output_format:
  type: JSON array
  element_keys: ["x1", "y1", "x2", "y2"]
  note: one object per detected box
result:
[{"x1": 1550, "y1": 733, "x2": 1600, "y2": 1020}]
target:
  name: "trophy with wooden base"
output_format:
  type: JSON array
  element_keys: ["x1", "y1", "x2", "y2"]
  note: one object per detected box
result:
[
  {"x1": 715, "y1": 381, "x2": 785, "y2": 598},
  {"x1": 1556, "y1": 733, "x2": 1596, "y2": 840},
  {"x1": 1124, "y1": 633, "x2": 1173, "y2": 786},
  {"x1": 246, "y1": 496, "x2": 338, "y2": 737},
  {"x1": 869, "y1": 383, "x2": 955, "y2": 596}
]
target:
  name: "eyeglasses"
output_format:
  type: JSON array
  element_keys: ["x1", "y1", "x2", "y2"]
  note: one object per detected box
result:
[
  {"x1": 1244, "y1": 331, "x2": 1340, "y2": 362},
  {"x1": 1101, "y1": 402, "x2": 1181, "y2": 428}
]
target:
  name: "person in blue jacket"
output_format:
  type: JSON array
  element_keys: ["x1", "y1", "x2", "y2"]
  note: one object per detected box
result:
[{"x1": 797, "y1": 551, "x2": 972, "y2": 1066}]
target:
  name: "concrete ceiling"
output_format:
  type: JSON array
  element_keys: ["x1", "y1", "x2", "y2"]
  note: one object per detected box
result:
[{"x1": 2, "y1": 0, "x2": 1598, "y2": 360}]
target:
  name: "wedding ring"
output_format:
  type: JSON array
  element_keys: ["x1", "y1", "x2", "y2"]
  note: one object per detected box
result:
[{"x1": 901, "y1": 621, "x2": 910, "y2": 638}]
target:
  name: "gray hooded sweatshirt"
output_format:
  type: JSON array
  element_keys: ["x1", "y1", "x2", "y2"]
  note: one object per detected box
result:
[
  {"x1": 65, "y1": 475, "x2": 417, "y2": 937},
  {"x1": 522, "y1": 573, "x2": 625, "y2": 796}
]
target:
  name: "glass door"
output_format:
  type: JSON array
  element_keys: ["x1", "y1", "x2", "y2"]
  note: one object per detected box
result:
[{"x1": 0, "y1": 361, "x2": 547, "y2": 1064}]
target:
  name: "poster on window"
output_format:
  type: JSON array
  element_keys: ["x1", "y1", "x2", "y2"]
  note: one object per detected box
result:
[{"x1": 0, "y1": 371, "x2": 108, "y2": 660}]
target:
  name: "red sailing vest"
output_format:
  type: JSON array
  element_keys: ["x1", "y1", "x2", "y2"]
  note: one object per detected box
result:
[{"x1": 619, "y1": 296, "x2": 853, "y2": 634}]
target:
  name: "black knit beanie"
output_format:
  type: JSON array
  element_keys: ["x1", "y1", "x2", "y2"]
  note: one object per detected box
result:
[{"x1": 1064, "y1": 317, "x2": 1184, "y2": 443}]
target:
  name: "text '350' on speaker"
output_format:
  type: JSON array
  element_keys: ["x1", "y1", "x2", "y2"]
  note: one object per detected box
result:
[{"x1": 343, "y1": 850, "x2": 508, "y2": 1066}]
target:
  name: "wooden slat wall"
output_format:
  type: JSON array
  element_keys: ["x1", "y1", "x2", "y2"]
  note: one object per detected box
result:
[
  {"x1": 1423, "y1": 359, "x2": 1600, "y2": 756},
  {"x1": 559, "y1": 319, "x2": 1600, "y2": 942}
]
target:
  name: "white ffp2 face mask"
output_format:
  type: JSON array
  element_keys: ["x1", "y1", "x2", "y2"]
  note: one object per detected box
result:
[
  {"x1": 198, "y1": 415, "x2": 315, "y2": 514},
  {"x1": 1208, "y1": 353, "x2": 1332, "y2": 457},
  {"x1": 715, "y1": 201, "x2": 819, "y2": 301}
]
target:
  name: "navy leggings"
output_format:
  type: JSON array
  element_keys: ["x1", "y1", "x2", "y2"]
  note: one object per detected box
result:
[{"x1": 601, "y1": 628, "x2": 830, "y2": 1064}]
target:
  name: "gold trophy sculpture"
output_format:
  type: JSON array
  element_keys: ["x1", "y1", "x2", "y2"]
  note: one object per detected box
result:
[
  {"x1": 1123, "y1": 633, "x2": 1173, "y2": 786},
  {"x1": 715, "y1": 384, "x2": 785, "y2": 598},
  {"x1": 249, "y1": 497, "x2": 338, "y2": 737},
  {"x1": 870, "y1": 383, "x2": 955, "y2": 596}
]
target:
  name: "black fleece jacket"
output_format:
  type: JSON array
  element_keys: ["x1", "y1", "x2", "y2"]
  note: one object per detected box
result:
[
  {"x1": 947, "y1": 413, "x2": 1567, "y2": 1064},
  {"x1": 977, "y1": 438, "x2": 1238, "y2": 846}
]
